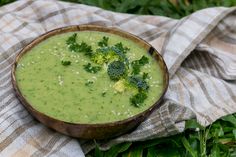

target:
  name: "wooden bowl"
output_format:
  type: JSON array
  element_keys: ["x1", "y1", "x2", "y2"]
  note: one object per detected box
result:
[{"x1": 11, "y1": 25, "x2": 169, "y2": 139}]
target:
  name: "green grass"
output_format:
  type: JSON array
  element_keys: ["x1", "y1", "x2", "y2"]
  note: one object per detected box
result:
[
  {"x1": 0, "y1": 0, "x2": 236, "y2": 156},
  {"x1": 63, "y1": 0, "x2": 236, "y2": 19},
  {"x1": 0, "y1": 0, "x2": 15, "y2": 6},
  {"x1": 88, "y1": 116, "x2": 236, "y2": 157},
  {"x1": 1, "y1": 0, "x2": 236, "y2": 19}
]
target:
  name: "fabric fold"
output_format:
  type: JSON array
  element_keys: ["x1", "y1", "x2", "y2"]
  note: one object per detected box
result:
[{"x1": 162, "y1": 7, "x2": 236, "y2": 77}]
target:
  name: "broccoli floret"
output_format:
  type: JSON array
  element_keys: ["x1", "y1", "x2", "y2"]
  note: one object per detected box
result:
[
  {"x1": 111, "y1": 46, "x2": 128, "y2": 64},
  {"x1": 130, "y1": 92, "x2": 147, "y2": 107},
  {"x1": 91, "y1": 52, "x2": 106, "y2": 65},
  {"x1": 104, "y1": 48, "x2": 119, "y2": 61},
  {"x1": 128, "y1": 75, "x2": 149, "y2": 107},
  {"x1": 91, "y1": 47, "x2": 118, "y2": 64},
  {"x1": 92, "y1": 46, "x2": 128, "y2": 65},
  {"x1": 107, "y1": 61, "x2": 126, "y2": 81},
  {"x1": 128, "y1": 75, "x2": 149, "y2": 91}
]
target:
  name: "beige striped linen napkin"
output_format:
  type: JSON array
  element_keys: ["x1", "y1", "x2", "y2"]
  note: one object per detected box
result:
[{"x1": 0, "y1": 0, "x2": 236, "y2": 156}]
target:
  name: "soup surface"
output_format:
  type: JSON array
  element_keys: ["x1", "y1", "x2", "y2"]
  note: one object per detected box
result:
[{"x1": 16, "y1": 31, "x2": 164, "y2": 123}]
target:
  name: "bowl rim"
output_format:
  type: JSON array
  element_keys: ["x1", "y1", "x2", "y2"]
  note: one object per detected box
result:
[{"x1": 11, "y1": 25, "x2": 169, "y2": 128}]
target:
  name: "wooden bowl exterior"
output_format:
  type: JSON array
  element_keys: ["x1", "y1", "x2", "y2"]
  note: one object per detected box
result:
[{"x1": 11, "y1": 25, "x2": 169, "y2": 139}]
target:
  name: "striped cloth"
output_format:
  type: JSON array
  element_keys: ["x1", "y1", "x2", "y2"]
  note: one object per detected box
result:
[{"x1": 0, "y1": 0, "x2": 236, "y2": 156}]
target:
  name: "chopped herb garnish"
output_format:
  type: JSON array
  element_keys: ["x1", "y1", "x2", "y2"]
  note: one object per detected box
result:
[
  {"x1": 61, "y1": 60, "x2": 71, "y2": 66},
  {"x1": 102, "y1": 91, "x2": 106, "y2": 97},
  {"x1": 66, "y1": 34, "x2": 93, "y2": 56},
  {"x1": 66, "y1": 33, "x2": 77, "y2": 46},
  {"x1": 66, "y1": 33, "x2": 80, "y2": 52},
  {"x1": 68, "y1": 43, "x2": 79, "y2": 52},
  {"x1": 114, "y1": 42, "x2": 130, "y2": 54},
  {"x1": 130, "y1": 92, "x2": 147, "y2": 107},
  {"x1": 85, "y1": 80, "x2": 94, "y2": 86},
  {"x1": 139, "y1": 56, "x2": 149, "y2": 65},
  {"x1": 131, "y1": 55, "x2": 149, "y2": 75},
  {"x1": 83, "y1": 63, "x2": 101, "y2": 73},
  {"x1": 142, "y1": 72, "x2": 149, "y2": 80},
  {"x1": 128, "y1": 74, "x2": 150, "y2": 107},
  {"x1": 98, "y1": 36, "x2": 109, "y2": 47},
  {"x1": 78, "y1": 42, "x2": 93, "y2": 57}
]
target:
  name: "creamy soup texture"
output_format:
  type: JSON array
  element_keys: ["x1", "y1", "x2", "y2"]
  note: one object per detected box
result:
[{"x1": 16, "y1": 31, "x2": 164, "y2": 124}]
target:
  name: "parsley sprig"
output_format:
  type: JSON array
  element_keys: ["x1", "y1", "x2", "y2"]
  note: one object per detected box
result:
[
  {"x1": 114, "y1": 42, "x2": 130, "y2": 54},
  {"x1": 131, "y1": 56, "x2": 149, "y2": 75},
  {"x1": 130, "y1": 92, "x2": 147, "y2": 107},
  {"x1": 83, "y1": 63, "x2": 101, "y2": 74},
  {"x1": 98, "y1": 36, "x2": 109, "y2": 47},
  {"x1": 66, "y1": 33, "x2": 93, "y2": 56},
  {"x1": 61, "y1": 60, "x2": 71, "y2": 66}
]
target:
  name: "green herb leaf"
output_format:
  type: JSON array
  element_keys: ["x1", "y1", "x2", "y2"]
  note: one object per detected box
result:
[
  {"x1": 114, "y1": 42, "x2": 130, "y2": 54},
  {"x1": 66, "y1": 34, "x2": 93, "y2": 56},
  {"x1": 61, "y1": 60, "x2": 71, "y2": 66},
  {"x1": 68, "y1": 43, "x2": 80, "y2": 52},
  {"x1": 139, "y1": 56, "x2": 149, "y2": 65},
  {"x1": 66, "y1": 33, "x2": 80, "y2": 52},
  {"x1": 98, "y1": 36, "x2": 109, "y2": 47},
  {"x1": 101, "y1": 91, "x2": 106, "y2": 97},
  {"x1": 131, "y1": 55, "x2": 149, "y2": 75},
  {"x1": 66, "y1": 33, "x2": 77, "y2": 46},
  {"x1": 130, "y1": 92, "x2": 147, "y2": 107},
  {"x1": 85, "y1": 80, "x2": 94, "y2": 86},
  {"x1": 142, "y1": 72, "x2": 149, "y2": 80},
  {"x1": 78, "y1": 42, "x2": 93, "y2": 56},
  {"x1": 83, "y1": 63, "x2": 101, "y2": 73}
]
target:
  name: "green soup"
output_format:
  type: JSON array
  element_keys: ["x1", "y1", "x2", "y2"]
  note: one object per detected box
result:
[{"x1": 16, "y1": 31, "x2": 164, "y2": 124}]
